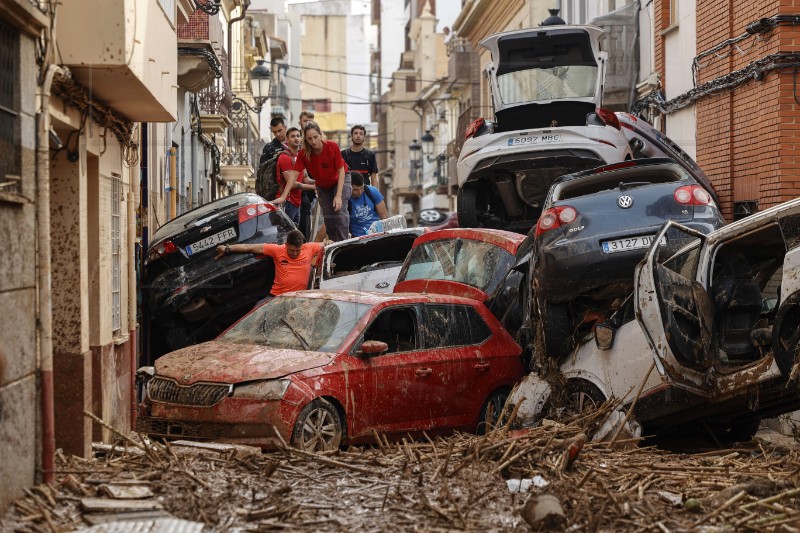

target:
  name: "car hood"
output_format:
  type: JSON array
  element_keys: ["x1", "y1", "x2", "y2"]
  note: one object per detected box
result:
[
  {"x1": 154, "y1": 341, "x2": 336, "y2": 385},
  {"x1": 393, "y1": 279, "x2": 489, "y2": 302}
]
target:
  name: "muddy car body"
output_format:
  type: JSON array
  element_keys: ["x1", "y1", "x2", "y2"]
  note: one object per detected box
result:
[
  {"x1": 137, "y1": 290, "x2": 526, "y2": 450},
  {"x1": 318, "y1": 228, "x2": 426, "y2": 293},
  {"x1": 394, "y1": 228, "x2": 533, "y2": 345},
  {"x1": 533, "y1": 158, "x2": 725, "y2": 357},
  {"x1": 514, "y1": 197, "x2": 800, "y2": 438},
  {"x1": 456, "y1": 25, "x2": 632, "y2": 232},
  {"x1": 143, "y1": 194, "x2": 295, "y2": 359}
]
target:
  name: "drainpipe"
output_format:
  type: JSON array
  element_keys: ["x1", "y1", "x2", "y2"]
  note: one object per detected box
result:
[
  {"x1": 36, "y1": 63, "x2": 67, "y2": 485},
  {"x1": 169, "y1": 147, "x2": 177, "y2": 220},
  {"x1": 127, "y1": 133, "x2": 138, "y2": 427}
]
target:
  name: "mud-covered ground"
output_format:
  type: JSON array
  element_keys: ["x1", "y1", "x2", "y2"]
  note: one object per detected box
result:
[{"x1": 3, "y1": 408, "x2": 800, "y2": 532}]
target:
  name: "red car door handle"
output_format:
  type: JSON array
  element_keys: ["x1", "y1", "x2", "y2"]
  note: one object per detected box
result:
[
  {"x1": 415, "y1": 367, "x2": 433, "y2": 376},
  {"x1": 474, "y1": 362, "x2": 490, "y2": 371}
]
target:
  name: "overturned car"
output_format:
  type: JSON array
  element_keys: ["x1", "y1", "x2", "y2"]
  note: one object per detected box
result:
[
  {"x1": 456, "y1": 23, "x2": 633, "y2": 232},
  {"x1": 513, "y1": 197, "x2": 800, "y2": 440}
]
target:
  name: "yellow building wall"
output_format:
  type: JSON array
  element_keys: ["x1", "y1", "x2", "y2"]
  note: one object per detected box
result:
[{"x1": 299, "y1": 15, "x2": 347, "y2": 116}]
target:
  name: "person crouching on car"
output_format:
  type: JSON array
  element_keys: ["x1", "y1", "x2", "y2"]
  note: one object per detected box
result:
[
  {"x1": 349, "y1": 172, "x2": 389, "y2": 237},
  {"x1": 215, "y1": 229, "x2": 324, "y2": 306}
]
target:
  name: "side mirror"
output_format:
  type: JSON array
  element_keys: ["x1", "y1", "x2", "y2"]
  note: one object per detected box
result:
[
  {"x1": 595, "y1": 323, "x2": 615, "y2": 350},
  {"x1": 135, "y1": 366, "x2": 155, "y2": 385},
  {"x1": 358, "y1": 340, "x2": 388, "y2": 356}
]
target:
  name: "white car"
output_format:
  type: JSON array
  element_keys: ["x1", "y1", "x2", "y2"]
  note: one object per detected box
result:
[
  {"x1": 513, "y1": 197, "x2": 800, "y2": 441},
  {"x1": 456, "y1": 24, "x2": 632, "y2": 232},
  {"x1": 318, "y1": 228, "x2": 427, "y2": 293}
]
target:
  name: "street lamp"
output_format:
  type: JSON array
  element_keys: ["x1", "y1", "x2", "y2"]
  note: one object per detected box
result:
[
  {"x1": 409, "y1": 139, "x2": 422, "y2": 185},
  {"x1": 421, "y1": 130, "x2": 435, "y2": 161},
  {"x1": 249, "y1": 60, "x2": 272, "y2": 114},
  {"x1": 193, "y1": 0, "x2": 222, "y2": 15}
]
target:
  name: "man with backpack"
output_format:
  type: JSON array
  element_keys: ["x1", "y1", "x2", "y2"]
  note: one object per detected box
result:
[
  {"x1": 272, "y1": 127, "x2": 314, "y2": 225},
  {"x1": 348, "y1": 172, "x2": 389, "y2": 237},
  {"x1": 341, "y1": 124, "x2": 378, "y2": 186}
]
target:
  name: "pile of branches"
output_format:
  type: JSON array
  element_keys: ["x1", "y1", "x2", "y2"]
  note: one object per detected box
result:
[{"x1": 2, "y1": 406, "x2": 800, "y2": 532}]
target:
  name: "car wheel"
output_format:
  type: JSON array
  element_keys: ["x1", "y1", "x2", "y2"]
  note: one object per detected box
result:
[
  {"x1": 540, "y1": 299, "x2": 575, "y2": 359},
  {"x1": 726, "y1": 418, "x2": 760, "y2": 442},
  {"x1": 457, "y1": 187, "x2": 480, "y2": 228},
  {"x1": 291, "y1": 399, "x2": 343, "y2": 452},
  {"x1": 477, "y1": 388, "x2": 511, "y2": 435},
  {"x1": 774, "y1": 301, "x2": 800, "y2": 377},
  {"x1": 419, "y1": 209, "x2": 445, "y2": 224},
  {"x1": 566, "y1": 379, "x2": 606, "y2": 415}
]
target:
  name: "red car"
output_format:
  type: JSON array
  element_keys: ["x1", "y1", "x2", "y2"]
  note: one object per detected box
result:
[{"x1": 136, "y1": 290, "x2": 524, "y2": 451}]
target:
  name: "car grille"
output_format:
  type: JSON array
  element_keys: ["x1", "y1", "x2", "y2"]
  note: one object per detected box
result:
[{"x1": 147, "y1": 377, "x2": 232, "y2": 407}]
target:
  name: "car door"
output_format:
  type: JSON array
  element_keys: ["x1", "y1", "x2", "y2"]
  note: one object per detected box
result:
[
  {"x1": 345, "y1": 305, "x2": 432, "y2": 436},
  {"x1": 635, "y1": 222, "x2": 715, "y2": 391}
]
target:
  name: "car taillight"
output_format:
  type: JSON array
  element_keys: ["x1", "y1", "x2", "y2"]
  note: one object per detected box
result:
[
  {"x1": 147, "y1": 240, "x2": 177, "y2": 262},
  {"x1": 595, "y1": 107, "x2": 621, "y2": 130},
  {"x1": 674, "y1": 185, "x2": 713, "y2": 206},
  {"x1": 465, "y1": 117, "x2": 485, "y2": 140},
  {"x1": 536, "y1": 206, "x2": 578, "y2": 236},
  {"x1": 593, "y1": 160, "x2": 637, "y2": 174},
  {"x1": 238, "y1": 203, "x2": 275, "y2": 224}
]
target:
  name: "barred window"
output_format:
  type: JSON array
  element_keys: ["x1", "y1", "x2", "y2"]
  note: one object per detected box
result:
[
  {"x1": 111, "y1": 173, "x2": 122, "y2": 333},
  {"x1": 0, "y1": 17, "x2": 20, "y2": 194}
]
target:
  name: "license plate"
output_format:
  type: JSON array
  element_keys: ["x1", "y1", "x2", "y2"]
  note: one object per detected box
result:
[
  {"x1": 507, "y1": 134, "x2": 562, "y2": 146},
  {"x1": 186, "y1": 228, "x2": 237, "y2": 256},
  {"x1": 602, "y1": 235, "x2": 666, "y2": 254}
]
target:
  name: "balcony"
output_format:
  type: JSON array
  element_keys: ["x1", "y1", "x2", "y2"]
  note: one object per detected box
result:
[
  {"x1": 57, "y1": 0, "x2": 177, "y2": 121},
  {"x1": 447, "y1": 38, "x2": 477, "y2": 88},
  {"x1": 177, "y1": 9, "x2": 224, "y2": 93}
]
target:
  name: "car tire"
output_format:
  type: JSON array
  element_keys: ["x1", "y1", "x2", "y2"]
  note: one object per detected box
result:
[
  {"x1": 291, "y1": 399, "x2": 343, "y2": 452},
  {"x1": 477, "y1": 388, "x2": 511, "y2": 435},
  {"x1": 774, "y1": 300, "x2": 800, "y2": 377},
  {"x1": 540, "y1": 299, "x2": 575, "y2": 359},
  {"x1": 726, "y1": 418, "x2": 760, "y2": 442},
  {"x1": 566, "y1": 379, "x2": 606, "y2": 414},
  {"x1": 457, "y1": 187, "x2": 480, "y2": 228}
]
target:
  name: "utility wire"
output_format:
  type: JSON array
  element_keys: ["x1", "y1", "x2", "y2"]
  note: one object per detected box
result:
[{"x1": 284, "y1": 61, "x2": 475, "y2": 86}]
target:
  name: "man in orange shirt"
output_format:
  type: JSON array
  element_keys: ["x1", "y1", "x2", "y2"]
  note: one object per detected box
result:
[{"x1": 214, "y1": 230, "x2": 324, "y2": 303}]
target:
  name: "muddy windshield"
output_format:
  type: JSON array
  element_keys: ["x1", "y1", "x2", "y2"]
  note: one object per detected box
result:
[
  {"x1": 498, "y1": 65, "x2": 597, "y2": 104},
  {"x1": 220, "y1": 297, "x2": 372, "y2": 352},
  {"x1": 398, "y1": 239, "x2": 515, "y2": 294}
]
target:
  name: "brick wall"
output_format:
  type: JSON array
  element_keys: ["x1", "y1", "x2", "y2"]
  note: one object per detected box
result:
[{"x1": 656, "y1": 0, "x2": 800, "y2": 218}]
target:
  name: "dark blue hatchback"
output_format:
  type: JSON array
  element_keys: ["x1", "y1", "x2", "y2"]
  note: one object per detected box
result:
[
  {"x1": 532, "y1": 158, "x2": 725, "y2": 357},
  {"x1": 143, "y1": 193, "x2": 296, "y2": 359}
]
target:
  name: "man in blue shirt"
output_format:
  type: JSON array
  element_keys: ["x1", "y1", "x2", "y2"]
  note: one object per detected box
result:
[{"x1": 348, "y1": 172, "x2": 389, "y2": 236}]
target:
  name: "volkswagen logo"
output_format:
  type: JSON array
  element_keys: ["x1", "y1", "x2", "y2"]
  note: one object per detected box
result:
[{"x1": 617, "y1": 195, "x2": 634, "y2": 209}]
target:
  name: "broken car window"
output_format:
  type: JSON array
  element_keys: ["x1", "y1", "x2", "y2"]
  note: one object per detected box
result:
[
  {"x1": 220, "y1": 296, "x2": 372, "y2": 352},
  {"x1": 498, "y1": 65, "x2": 597, "y2": 104},
  {"x1": 399, "y1": 238, "x2": 515, "y2": 295}
]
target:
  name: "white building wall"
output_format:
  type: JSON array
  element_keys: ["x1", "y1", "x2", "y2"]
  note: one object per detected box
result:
[
  {"x1": 663, "y1": 0, "x2": 697, "y2": 159},
  {"x1": 378, "y1": 1, "x2": 405, "y2": 94}
]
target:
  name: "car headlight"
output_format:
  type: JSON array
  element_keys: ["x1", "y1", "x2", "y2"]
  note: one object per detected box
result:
[{"x1": 232, "y1": 379, "x2": 290, "y2": 400}]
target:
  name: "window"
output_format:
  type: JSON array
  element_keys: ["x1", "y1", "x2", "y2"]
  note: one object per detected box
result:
[
  {"x1": 363, "y1": 307, "x2": 418, "y2": 353},
  {"x1": 669, "y1": 0, "x2": 678, "y2": 26},
  {"x1": 406, "y1": 75, "x2": 416, "y2": 93},
  {"x1": 111, "y1": 173, "x2": 122, "y2": 333},
  {"x1": 0, "y1": 17, "x2": 20, "y2": 195},
  {"x1": 422, "y1": 305, "x2": 491, "y2": 348}
]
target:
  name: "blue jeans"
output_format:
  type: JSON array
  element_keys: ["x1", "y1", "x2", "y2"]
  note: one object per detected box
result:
[{"x1": 284, "y1": 202, "x2": 301, "y2": 225}]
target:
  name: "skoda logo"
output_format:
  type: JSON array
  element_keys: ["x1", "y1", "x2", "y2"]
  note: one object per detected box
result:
[
  {"x1": 183, "y1": 374, "x2": 192, "y2": 383},
  {"x1": 618, "y1": 195, "x2": 634, "y2": 209}
]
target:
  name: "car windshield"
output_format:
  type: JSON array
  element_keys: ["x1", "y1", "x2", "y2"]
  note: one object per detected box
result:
[
  {"x1": 498, "y1": 65, "x2": 597, "y2": 104},
  {"x1": 398, "y1": 238, "x2": 515, "y2": 294},
  {"x1": 219, "y1": 296, "x2": 372, "y2": 352}
]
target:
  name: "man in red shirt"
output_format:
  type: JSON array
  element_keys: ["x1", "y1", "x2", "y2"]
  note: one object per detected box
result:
[
  {"x1": 214, "y1": 230, "x2": 324, "y2": 303},
  {"x1": 272, "y1": 127, "x2": 314, "y2": 225}
]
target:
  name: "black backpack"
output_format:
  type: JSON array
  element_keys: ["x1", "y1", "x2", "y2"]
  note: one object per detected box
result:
[{"x1": 256, "y1": 148, "x2": 285, "y2": 201}]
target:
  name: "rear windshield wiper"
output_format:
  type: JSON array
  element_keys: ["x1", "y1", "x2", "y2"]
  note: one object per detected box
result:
[
  {"x1": 619, "y1": 181, "x2": 651, "y2": 191},
  {"x1": 183, "y1": 205, "x2": 233, "y2": 227}
]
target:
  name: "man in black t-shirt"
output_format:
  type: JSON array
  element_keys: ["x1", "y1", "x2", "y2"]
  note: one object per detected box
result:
[
  {"x1": 259, "y1": 116, "x2": 288, "y2": 169},
  {"x1": 341, "y1": 124, "x2": 378, "y2": 187}
]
